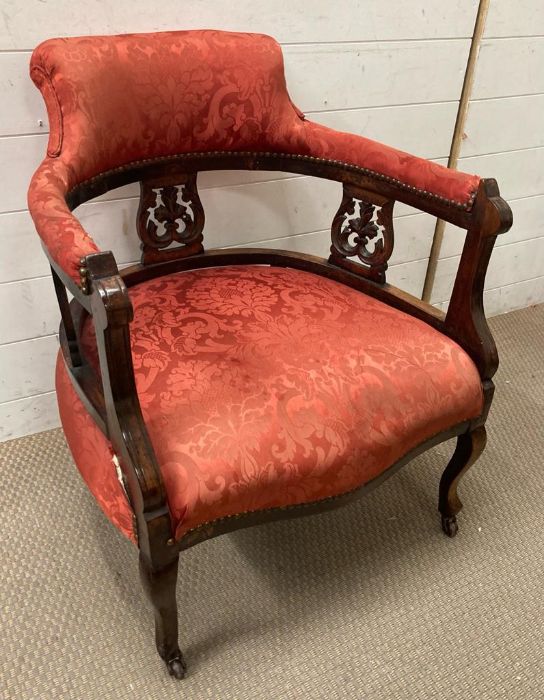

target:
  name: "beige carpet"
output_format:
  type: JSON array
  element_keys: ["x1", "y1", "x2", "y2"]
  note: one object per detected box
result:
[{"x1": 1, "y1": 304, "x2": 543, "y2": 700}]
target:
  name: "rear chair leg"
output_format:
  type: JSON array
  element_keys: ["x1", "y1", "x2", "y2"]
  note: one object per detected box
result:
[
  {"x1": 139, "y1": 552, "x2": 186, "y2": 679},
  {"x1": 439, "y1": 426, "x2": 487, "y2": 537}
]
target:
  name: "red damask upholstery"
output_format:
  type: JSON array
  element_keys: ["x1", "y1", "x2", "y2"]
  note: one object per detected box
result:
[
  {"x1": 56, "y1": 266, "x2": 483, "y2": 543},
  {"x1": 55, "y1": 357, "x2": 137, "y2": 542},
  {"x1": 28, "y1": 30, "x2": 481, "y2": 284}
]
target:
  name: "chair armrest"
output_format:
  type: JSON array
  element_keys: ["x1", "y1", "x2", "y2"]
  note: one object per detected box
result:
[
  {"x1": 28, "y1": 158, "x2": 99, "y2": 289},
  {"x1": 86, "y1": 252, "x2": 173, "y2": 548},
  {"x1": 46, "y1": 234, "x2": 173, "y2": 544},
  {"x1": 445, "y1": 179, "x2": 512, "y2": 383},
  {"x1": 295, "y1": 118, "x2": 512, "y2": 380},
  {"x1": 301, "y1": 119, "x2": 481, "y2": 212}
]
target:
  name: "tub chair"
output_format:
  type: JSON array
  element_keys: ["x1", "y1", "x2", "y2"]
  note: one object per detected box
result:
[{"x1": 28, "y1": 29, "x2": 512, "y2": 679}]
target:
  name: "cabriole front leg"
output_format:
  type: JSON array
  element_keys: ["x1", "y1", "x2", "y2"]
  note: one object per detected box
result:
[
  {"x1": 139, "y1": 552, "x2": 186, "y2": 679},
  {"x1": 439, "y1": 426, "x2": 487, "y2": 537}
]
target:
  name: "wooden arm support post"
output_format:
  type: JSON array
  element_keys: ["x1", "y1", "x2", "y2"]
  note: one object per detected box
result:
[
  {"x1": 445, "y1": 179, "x2": 513, "y2": 381},
  {"x1": 86, "y1": 252, "x2": 174, "y2": 560}
]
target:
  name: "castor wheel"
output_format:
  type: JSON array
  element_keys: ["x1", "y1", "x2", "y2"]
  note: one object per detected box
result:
[
  {"x1": 165, "y1": 655, "x2": 187, "y2": 679},
  {"x1": 441, "y1": 515, "x2": 459, "y2": 538}
]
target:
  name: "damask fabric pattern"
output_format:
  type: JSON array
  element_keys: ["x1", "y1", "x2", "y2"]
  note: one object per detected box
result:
[
  {"x1": 57, "y1": 266, "x2": 483, "y2": 542},
  {"x1": 55, "y1": 355, "x2": 137, "y2": 542},
  {"x1": 28, "y1": 30, "x2": 481, "y2": 283}
]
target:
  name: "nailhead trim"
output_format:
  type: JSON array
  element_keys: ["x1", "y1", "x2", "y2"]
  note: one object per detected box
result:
[
  {"x1": 68, "y1": 151, "x2": 478, "y2": 211},
  {"x1": 178, "y1": 476, "x2": 378, "y2": 545},
  {"x1": 175, "y1": 420, "x2": 469, "y2": 545},
  {"x1": 79, "y1": 256, "x2": 88, "y2": 294}
]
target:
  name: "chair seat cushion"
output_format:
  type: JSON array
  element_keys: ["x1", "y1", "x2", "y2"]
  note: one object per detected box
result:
[{"x1": 56, "y1": 265, "x2": 483, "y2": 543}]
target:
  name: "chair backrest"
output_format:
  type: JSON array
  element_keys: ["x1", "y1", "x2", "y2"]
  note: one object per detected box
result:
[
  {"x1": 30, "y1": 29, "x2": 307, "y2": 186},
  {"x1": 29, "y1": 28, "x2": 485, "y2": 291}
]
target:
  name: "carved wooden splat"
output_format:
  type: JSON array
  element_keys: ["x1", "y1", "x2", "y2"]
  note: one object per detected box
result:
[
  {"x1": 330, "y1": 184, "x2": 395, "y2": 283},
  {"x1": 137, "y1": 173, "x2": 205, "y2": 264}
]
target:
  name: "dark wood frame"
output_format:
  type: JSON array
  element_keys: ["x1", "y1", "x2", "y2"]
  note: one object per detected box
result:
[{"x1": 46, "y1": 152, "x2": 511, "y2": 678}]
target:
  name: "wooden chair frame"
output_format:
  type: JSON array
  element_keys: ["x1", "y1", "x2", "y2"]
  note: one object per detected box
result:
[{"x1": 47, "y1": 151, "x2": 512, "y2": 678}]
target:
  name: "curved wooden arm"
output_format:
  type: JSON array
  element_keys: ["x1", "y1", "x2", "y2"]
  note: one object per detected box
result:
[
  {"x1": 86, "y1": 251, "x2": 171, "y2": 548},
  {"x1": 445, "y1": 178, "x2": 513, "y2": 381},
  {"x1": 53, "y1": 151, "x2": 510, "y2": 389}
]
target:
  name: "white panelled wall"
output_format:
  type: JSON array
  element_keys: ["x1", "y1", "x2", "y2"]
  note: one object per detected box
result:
[
  {"x1": 0, "y1": 1, "x2": 542, "y2": 441},
  {"x1": 432, "y1": 3, "x2": 544, "y2": 312}
]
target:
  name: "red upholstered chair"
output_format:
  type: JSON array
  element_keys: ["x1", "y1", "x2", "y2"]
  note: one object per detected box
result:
[{"x1": 28, "y1": 30, "x2": 512, "y2": 679}]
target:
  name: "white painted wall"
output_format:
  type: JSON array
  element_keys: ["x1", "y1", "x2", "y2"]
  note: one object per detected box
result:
[
  {"x1": 0, "y1": 1, "x2": 540, "y2": 441},
  {"x1": 432, "y1": 2, "x2": 544, "y2": 314}
]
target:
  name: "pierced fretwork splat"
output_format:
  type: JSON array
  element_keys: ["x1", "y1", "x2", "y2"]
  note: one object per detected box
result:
[
  {"x1": 329, "y1": 184, "x2": 395, "y2": 283},
  {"x1": 137, "y1": 173, "x2": 205, "y2": 265}
]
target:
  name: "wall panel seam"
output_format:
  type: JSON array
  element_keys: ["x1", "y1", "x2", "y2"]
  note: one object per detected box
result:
[
  {"x1": 0, "y1": 388, "x2": 56, "y2": 407},
  {"x1": 0, "y1": 332, "x2": 58, "y2": 350}
]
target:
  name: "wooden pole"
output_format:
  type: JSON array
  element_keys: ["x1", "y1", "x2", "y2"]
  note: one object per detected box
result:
[{"x1": 421, "y1": 0, "x2": 491, "y2": 302}]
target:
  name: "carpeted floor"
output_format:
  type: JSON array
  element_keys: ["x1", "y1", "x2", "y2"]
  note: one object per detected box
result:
[{"x1": 1, "y1": 304, "x2": 543, "y2": 700}]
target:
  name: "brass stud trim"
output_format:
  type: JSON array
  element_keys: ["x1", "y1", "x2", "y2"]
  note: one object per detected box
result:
[
  {"x1": 79, "y1": 257, "x2": 88, "y2": 294},
  {"x1": 67, "y1": 150, "x2": 478, "y2": 211}
]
